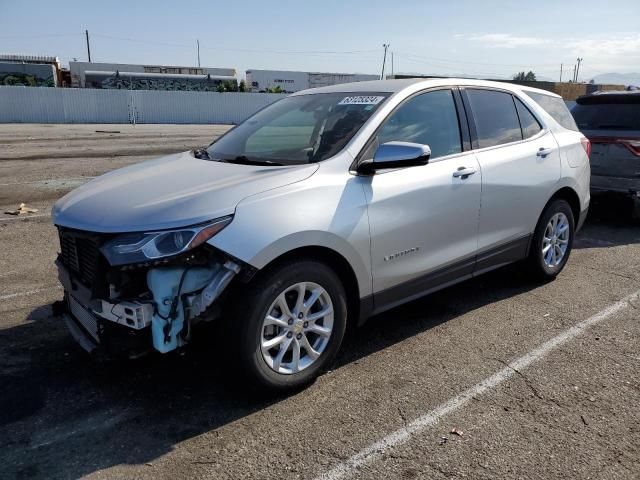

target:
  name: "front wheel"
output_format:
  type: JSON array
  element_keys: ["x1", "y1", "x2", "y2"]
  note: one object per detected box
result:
[
  {"x1": 526, "y1": 199, "x2": 575, "y2": 280},
  {"x1": 231, "y1": 260, "x2": 347, "y2": 391}
]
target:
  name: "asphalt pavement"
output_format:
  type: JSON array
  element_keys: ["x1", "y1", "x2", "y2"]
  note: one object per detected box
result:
[{"x1": 0, "y1": 124, "x2": 638, "y2": 480}]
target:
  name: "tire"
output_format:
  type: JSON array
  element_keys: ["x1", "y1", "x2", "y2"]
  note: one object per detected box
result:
[
  {"x1": 229, "y1": 259, "x2": 347, "y2": 391},
  {"x1": 527, "y1": 199, "x2": 575, "y2": 281}
]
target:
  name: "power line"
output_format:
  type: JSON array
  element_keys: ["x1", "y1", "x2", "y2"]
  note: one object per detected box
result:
[
  {"x1": 396, "y1": 51, "x2": 560, "y2": 68},
  {"x1": 90, "y1": 33, "x2": 378, "y2": 55},
  {"x1": 0, "y1": 33, "x2": 82, "y2": 39}
]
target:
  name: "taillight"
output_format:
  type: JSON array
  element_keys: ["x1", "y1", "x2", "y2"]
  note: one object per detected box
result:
[
  {"x1": 580, "y1": 137, "x2": 591, "y2": 158},
  {"x1": 620, "y1": 139, "x2": 640, "y2": 157},
  {"x1": 589, "y1": 136, "x2": 640, "y2": 157}
]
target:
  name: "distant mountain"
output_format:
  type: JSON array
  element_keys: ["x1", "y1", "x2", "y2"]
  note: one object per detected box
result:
[{"x1": 590, "y1": 72, "x2": 640, "y2": 86}]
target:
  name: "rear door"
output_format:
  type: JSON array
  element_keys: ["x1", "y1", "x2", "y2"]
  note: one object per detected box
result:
[{"x1": 462, "y1": 88, "x2": 561, "y2": 272}]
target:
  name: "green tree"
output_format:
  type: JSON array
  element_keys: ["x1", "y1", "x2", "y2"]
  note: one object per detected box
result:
[
  {"x1": 224, "y1": 80, "x2": 238, "y2": 92},
  {"x1": 216, "y1": 83, "x2": 226, "y2": 93},
  {"x1": 239, "y1": 79, "x2": 246, "y2": 92},
  {"x1": 513, "y1": 71, "x2": 537, "y2": 82},
  {"x1": 265, "y1": 85, "x2": 284, "y2": 93}
]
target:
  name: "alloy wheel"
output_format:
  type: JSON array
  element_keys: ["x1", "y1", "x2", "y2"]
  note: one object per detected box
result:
[
  {"x1": 542, "y1": 212, "x2": 570, "y2": 268},
  {"x1": 260, "y1": 282, "x2": 334, "y2": 374}
]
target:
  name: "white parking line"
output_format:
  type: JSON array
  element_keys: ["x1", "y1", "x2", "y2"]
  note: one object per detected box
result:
[
  {"x1": 0, "y1": 286, "x2": 59, "y2": 301},
  {"x1": 315, "y1": 289, "x2": 640, "y2": 480},
  {"x1": 0, "y1": 213, "x2": 50, "y2": 222}
]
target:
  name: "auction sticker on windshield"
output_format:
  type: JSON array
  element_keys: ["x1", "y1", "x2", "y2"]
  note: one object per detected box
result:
[{"x1": 338, "y1": 96, "x2": 385, "y2": 105}]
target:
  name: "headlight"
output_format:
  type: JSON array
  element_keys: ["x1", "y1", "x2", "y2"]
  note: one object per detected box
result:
[{"x1": 100, "y1": 216, "x2": 232, "y2": 266}]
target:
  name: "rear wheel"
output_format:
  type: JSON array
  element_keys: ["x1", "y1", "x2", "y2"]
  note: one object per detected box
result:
[
  {"x1": 231, "y1": 260, "x2": 347, "y2": 391},
  {"x1": 527, "y1": 199, "x2": 575, "y2": 280}
]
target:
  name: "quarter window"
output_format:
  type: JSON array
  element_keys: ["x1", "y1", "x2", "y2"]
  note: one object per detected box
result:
[
  {"x1": 372, "y1": 89, "x2": 462, "y2": 160},
  {"x1": 526, "y1": 91, "x2": 579, "y2": 131},
  {"x1": 467, "y1": 89, "x2": 522, "y2": 148},
  {"x1": 514, "y1": 97, "x2": 542, "y2": 139}
]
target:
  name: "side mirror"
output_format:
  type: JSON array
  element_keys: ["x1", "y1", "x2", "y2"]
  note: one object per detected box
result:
[{"x1": 358, "y1": 141, "x2": 431, "y2": 174}]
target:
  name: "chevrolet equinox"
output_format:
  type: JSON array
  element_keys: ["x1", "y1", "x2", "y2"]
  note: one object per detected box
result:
[{"x1": 53, "y1": 79, "x2": 591, "y2": 390}]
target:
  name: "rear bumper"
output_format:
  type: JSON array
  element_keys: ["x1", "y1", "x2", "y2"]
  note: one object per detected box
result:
[{"x1": 591, "y1": 175, "x2": 640, "y2": 195}]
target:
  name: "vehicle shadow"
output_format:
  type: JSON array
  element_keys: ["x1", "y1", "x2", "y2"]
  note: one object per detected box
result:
[
  {"x1": 574, "y1": 193, "x2": 640, "y2": 250},
  {"x1": 0, "y1": 263, "x2": 542, "y2": 480},
  {"x1": 1, "y1": 203, "x2": 635, "y2": 479}
]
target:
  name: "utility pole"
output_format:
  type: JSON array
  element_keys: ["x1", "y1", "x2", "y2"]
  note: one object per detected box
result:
[
  {"x1": 391, "y1": 52, "x2": 394, "y2": 77},
  {"x1": 381, "y1": 43, "x2": 390, "y2": 80},
  {"x1": 197, "y1": 39, "x2": 201, "y2": 67},
  {"x1": 572, "y1": 64, "x2": 577, "y2": 83},
  {"x1": 559, "y1": 63, "x2": 563, "y2": 83},
  {"x1": 85, "y1": 29, "x2": 91, "y2": 62},
  {"x1": 575, "y1": 57, "x2": 583, "y2": 82}
]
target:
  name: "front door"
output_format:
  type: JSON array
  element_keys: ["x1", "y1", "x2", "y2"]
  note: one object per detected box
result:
[{"x1": 362, "y1": 89, "x2": 481, "y2": 310}]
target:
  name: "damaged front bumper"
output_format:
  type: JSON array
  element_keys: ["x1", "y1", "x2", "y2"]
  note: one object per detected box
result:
[{"x1": 57, "y1": 256, "x2": 240, "y2": 357}]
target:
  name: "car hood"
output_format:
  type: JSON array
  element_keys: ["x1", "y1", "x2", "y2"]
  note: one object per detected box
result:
[{"x1": 53, "y1": 151, "x2": 318, "y2": 233}]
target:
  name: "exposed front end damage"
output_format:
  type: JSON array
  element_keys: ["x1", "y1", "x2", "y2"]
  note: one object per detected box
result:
[{"x1": 56, "y1": 226, "x2": 242, "y2": 358}]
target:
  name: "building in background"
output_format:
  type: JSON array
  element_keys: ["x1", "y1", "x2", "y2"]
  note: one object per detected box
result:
[
  {"x1": 0, "y1": 54, "x2": 63, "y2": 87},
  {"x1": 388, "y1": 74, "x2": 626, "y2": 101},
  {"x1": 69, "y1": 62, "x2": 237, "y2": 91},
  {"x1": 246, "y1": 69, "x2": 378, "y2": 93}
]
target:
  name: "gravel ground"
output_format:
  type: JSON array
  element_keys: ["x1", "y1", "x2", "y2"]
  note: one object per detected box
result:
[{"x1": 0, "y1": 124, "x2": 638, "y2": 480}]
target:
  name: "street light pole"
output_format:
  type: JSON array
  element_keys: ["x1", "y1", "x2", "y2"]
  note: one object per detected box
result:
[
  {"x1": 85, "y1": 30, "x2": 92, "y2": 62},
  {"x1": 575, "y1": 58, "x2": 583, "y2": 82},
  {"x1": 381, "y1": 43, "x2": 390, "y2": 80},
  {"x1": 559, "y1": 63, "x2": 563, "y2": 83}
]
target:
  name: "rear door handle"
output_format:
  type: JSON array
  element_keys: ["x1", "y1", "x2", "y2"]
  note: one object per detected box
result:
[
  {"x1": 453, "y1": 166, "x2": 476, "y2": 179},
  {"x1": 537, "y1": 147, "x2": 554, "y2": 157}
]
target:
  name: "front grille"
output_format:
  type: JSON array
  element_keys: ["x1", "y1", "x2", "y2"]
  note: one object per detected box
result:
[
  {"x1": 58, "y1": 229, "x2": 105, "y2": 289},
  {"x1": 68, "y1": 294, "x2": 100, "y2": 342}
]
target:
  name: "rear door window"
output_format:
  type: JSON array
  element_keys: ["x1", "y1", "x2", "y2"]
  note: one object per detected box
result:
[
  {"x1": 525, "y1": 91, "x2": 579, "y2": 131},
  {"x1": 514, "y1": 97, "x2": 542, "y2": 139},
  {"x1": 466, "y1": 89, "x2": 522, "y2": 148}
]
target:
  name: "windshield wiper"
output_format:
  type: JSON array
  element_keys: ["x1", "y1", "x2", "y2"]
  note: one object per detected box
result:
[{"x1": 223, "y1": 155, "x2": 284, "y2": 166}]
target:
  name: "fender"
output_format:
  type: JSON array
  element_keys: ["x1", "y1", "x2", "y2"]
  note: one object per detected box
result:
[{"x1": 208, "y1": 164, "x2": 374, "y2": 298}]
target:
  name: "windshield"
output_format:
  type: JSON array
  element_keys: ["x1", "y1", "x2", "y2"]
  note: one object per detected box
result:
[{"x1": 207, "y1": 92, "x2": 389, "y2": 165}]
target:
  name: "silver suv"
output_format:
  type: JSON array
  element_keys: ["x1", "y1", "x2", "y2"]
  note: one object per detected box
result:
[{"x1": 53, "y1": 79, "x2": 591, "y2": 390}]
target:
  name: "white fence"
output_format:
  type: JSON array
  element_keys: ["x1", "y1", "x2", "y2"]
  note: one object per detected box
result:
[{"x1": 0, "y1": 86, "x2": 284, "y2": 124}]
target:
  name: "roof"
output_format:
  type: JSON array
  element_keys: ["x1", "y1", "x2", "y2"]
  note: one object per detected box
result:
[
  {"x1": 291, "y1": 77, "x2": 561, "y2": 97},
  {"x1": 0, "y1": 54, "x2": 60, "y2": 64},
  {"x1": 590, "y1": 89, "x2": 640, "y2": 95}
]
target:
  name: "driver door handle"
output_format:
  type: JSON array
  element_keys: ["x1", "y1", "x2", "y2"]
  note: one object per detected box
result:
[
  {"x1": 453, "y1": 166, "x2": 476, "y2": 178},
  {"x1": 537, "y1": 147, "x2": 554, "y2": 157}
]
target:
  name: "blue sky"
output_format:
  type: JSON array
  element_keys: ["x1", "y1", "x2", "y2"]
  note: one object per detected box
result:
[{"x1": 1, "y1": 0, "x2": 639, "y2": 81}]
